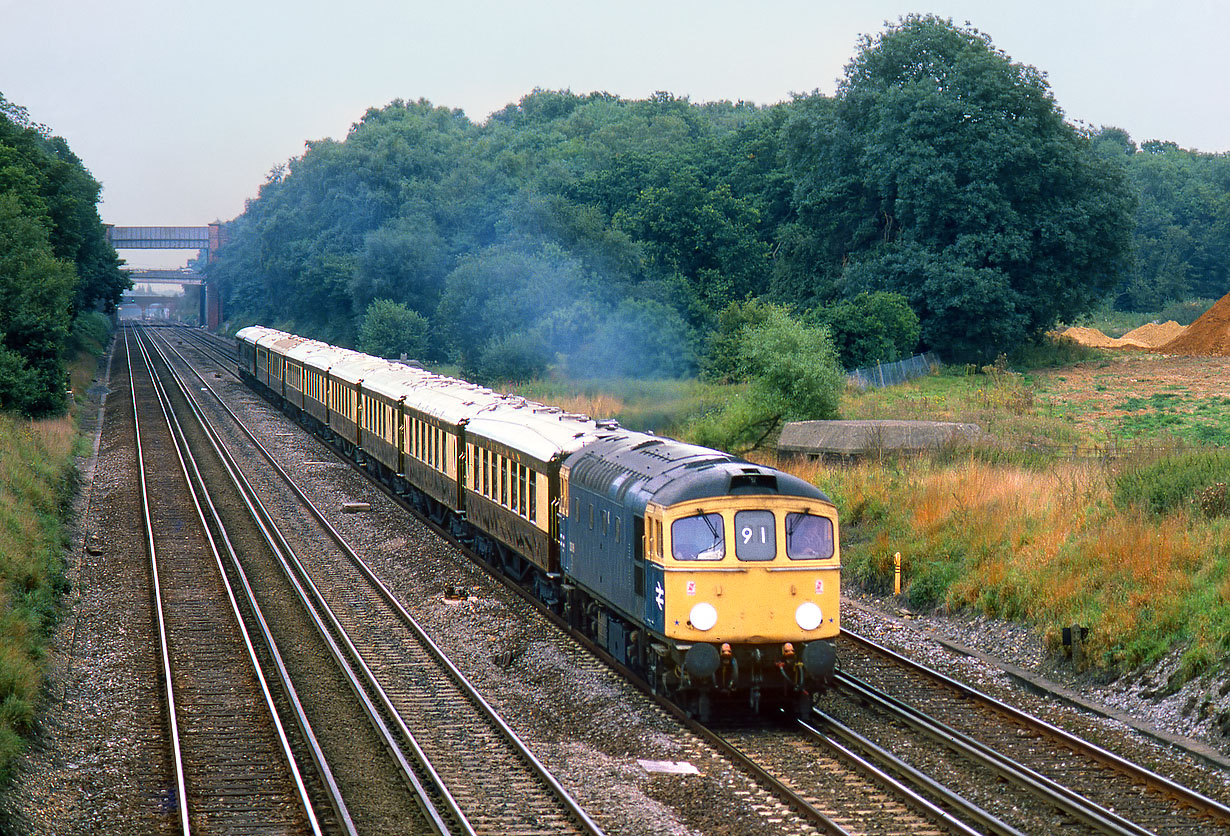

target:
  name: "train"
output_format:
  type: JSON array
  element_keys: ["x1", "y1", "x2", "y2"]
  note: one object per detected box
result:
[{"x1": 235, "y1": 325, "x2": 840, "y2": 719}]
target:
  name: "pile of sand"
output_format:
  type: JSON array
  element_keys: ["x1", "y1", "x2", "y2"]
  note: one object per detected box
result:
[
  {"x1": 1061, "y1": 320, "x2": 1188, "y2": 350},
  {"x1": 1118, "y1": 320, "x2": 1187, "y2": 348},
  {"x1": 1061, "y1": 326, "x2": 1126, "y2": 348},
  {"x1": 1061, "y1": 326, "x2": 1140, "y2": 349},
  {"x1": 1157, "y1": 293, "x2": 1230, "y2": 356}
]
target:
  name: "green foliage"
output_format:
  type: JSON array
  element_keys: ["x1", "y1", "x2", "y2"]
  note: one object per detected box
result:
[
  {"x1": 1006, "y1": 333, "x2": 1101, "y2": 369},
  {"x1": 357, "y1": 299, "x2": 428, "y2": 360},
  {"x1": 0, "y1": 194, "x2": 76, "y2": 416},
  {"x1": 816, "y1": 291, "x2": 920, "y2": 369},
  {"x1": 780, "y1": 16, "x2": 1136, "y2": 363},
  {"x1": 701, "y1": 298, "x2": 779, "y2": 382},
  {"x1": 207, "y1": 43, "x2": 1221, "y2": 385},
  {"x1": 1102, "y1": 133, "x2": 1230, "y2": 311},
  {"x1": 475, "y1": 331, "x2": 552, "y2": 383},
  {"x1": 688, "y1": 307, "x2": 842, "y2": 452},
  {"x1": 0, "y1": 93, "x2": 122, "y2": 418},
  {"x1": 1114, "y1": 449, "x2": 1230, "y2": 517}
]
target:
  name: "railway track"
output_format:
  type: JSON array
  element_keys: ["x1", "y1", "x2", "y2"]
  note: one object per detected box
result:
[
  {"x1": 813, "y1": 629, "x2": 1230, "y2": 835},
  {"x1": 139, "y1": 325, "x2": 606, "y2": 836},
  {"x1": 152, "y1": 326, "x2": 1230, "y2": 834},
  {"x1": 124, "y1": 327, "x2": 323, "y2": 834}
]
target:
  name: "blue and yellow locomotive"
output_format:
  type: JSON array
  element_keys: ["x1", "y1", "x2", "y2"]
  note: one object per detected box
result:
[{"x1": 236, "y1": 325, "x2": 839, "y2": 718}]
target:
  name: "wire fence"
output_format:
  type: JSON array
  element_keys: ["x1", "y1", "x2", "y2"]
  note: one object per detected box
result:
[{"x1": 848, "y1": 352, "x2": 941, "y2": 389}]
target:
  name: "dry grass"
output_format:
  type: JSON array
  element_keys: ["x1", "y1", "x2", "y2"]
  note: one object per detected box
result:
[
  {"x1": 761, "y1": 450, "x2": 1230, "y2": 678},
  {"x1": 0, "y1": 357, "x2": 93, "y2": 783},
  {"x1": 540, "y1": 392, "x2": 625, "y2": 420}
]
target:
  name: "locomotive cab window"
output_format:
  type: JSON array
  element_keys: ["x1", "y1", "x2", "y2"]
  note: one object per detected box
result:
[
  {"x1": 671, "y1": 513, "x2": 724, "y2": 561},
  {"x1": 734, "y1": 510, "x2": 776, "y2": 561},
  {"x1": 785, "y1": 512, "x2": 834, "y2": 560}
]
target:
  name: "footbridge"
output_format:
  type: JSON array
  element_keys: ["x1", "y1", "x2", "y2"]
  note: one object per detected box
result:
[{"x1": 106, "y1": 224, "x2": 226, "y2": 327}]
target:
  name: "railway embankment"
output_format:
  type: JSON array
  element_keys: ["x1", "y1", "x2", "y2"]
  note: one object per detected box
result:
[{"x1": 0, "y1": 321, "x2": 111, "y2": 797}]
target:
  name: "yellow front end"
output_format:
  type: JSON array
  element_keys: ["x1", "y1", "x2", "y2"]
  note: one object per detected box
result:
[{"x1": 653, "y1": 495, "x2": 840, "y2": 645}]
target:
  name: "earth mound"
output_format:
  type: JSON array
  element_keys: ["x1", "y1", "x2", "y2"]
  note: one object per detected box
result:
[
  {"x1": 1157, "y1": 293, "x2": 1230, "y2": 356},
  {"x1": 1118, "y1": 320, "x2": 1186, "y2": 348},
  {"x1": 1060, "y1": 326, "x2": 1145, "y2": 349}
]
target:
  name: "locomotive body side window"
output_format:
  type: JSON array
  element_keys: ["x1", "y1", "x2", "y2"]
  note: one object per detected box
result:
[
  {"x1": 671, "y1": 513, "x2": 725, "y2": 561},
  {"x1": 785, "y1": 513, "x2": 835, "y2": 559}
]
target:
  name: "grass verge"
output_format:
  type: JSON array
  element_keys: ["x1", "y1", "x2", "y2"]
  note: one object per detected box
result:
[{"x1": 0, "y1": 313, "x2": 110, "y2": 784}]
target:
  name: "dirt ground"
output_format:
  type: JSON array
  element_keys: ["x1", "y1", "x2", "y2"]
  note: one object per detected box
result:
[{"x1": 1031, "y1": 351, "x2": 1230, "y2": 439}]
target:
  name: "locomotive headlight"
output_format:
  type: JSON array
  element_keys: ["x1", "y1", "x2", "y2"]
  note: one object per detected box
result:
[
  {"x1": 795, "y1": 602, "x2": 823, "y2": 631},
  {"x1": 689, "y1": 602, "x2": 718, "y2": 631}
]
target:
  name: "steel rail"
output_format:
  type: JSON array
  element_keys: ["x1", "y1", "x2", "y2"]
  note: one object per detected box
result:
[
  {"x1": 124, "y1": 328, "x2": 191, "y2": 835},
  {"x1": 132, "y1": 327, "x2": 334, "y2": 835},
  {"x1": 835, "y1": 670, "x2": 1153, "y2": 836},
  {"x1": 153, "y1": 326, "x2": 607, "y2": 836},
  {"x1": 842, "y1": 628, "x2": 1230, "y2": 824},
  {"x1": 143, "y1": 328, "x2": 475, "y2": 836},
  {"x1": 797, "y1": 714, "x2": 1015, "y2": 836}
]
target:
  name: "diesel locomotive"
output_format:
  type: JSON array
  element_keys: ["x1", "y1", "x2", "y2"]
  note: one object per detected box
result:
[{"x1": 236, "y1": 325, "x2": 840, "y2": 718}]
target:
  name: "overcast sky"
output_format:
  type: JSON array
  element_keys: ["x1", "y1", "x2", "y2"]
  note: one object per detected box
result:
[{"x1": 3, "y1": 0, "x2": 1227, "y2": 267}]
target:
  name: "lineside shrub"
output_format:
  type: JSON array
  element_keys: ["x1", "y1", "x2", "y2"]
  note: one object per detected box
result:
[{"x1": 1114, "y1": 448, "x2": 1230, "y2": 517}]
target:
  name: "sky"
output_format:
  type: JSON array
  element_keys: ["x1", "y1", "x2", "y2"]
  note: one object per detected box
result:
[{"x1": 2, "y1": 0, "x2": 1227, "y2": 268}]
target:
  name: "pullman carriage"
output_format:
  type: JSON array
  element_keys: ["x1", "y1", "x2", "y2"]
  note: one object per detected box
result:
[
  {"x1": 393, "y1": 376, "x2": 507, "y2": 523},
  {"x1": 281, "y1": 341, "x2": 333, "y2": 413},
  {"x1": 241, "y1": 327, "x2": 310, "y2": 395},
  {"x1": 298, "y1": 343, "x2": 355, "y2": 430},
  {"x1": 235, "y1": 325, "x2": 279, "y2": 380},
  {"x1": 325, "y1": 354, "x2": 401, "y2": 458},
  {"x1": 464, "y1": 404, "x2": 609, "y2": 596},
  {"x1": 352, "y1": 370, "x2": 404, "y2": 479}
]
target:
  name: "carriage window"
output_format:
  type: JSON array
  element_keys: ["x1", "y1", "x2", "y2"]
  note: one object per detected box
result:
[
  {"x1": 528, "y1": 470, "x2": 537, "y2": 522},
  {"x1": 786, "y1": 513, "x2": 834, "y2": 560},
  {"x1": 671, "y1": 513, "x2": 724, "y2": 561},
  {"x1": 734, "y1": 510, "x2": 776, "y2": 561}
]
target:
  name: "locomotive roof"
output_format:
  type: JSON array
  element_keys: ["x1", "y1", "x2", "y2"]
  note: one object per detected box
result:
[
  {"x1": 564, "y1": 433, "x2": 829, "y2": 514},
  {"x1": 466, "y1": 401, "x2": 610, "y2": 463}
]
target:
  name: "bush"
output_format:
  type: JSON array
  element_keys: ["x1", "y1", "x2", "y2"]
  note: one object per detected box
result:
[
  {"x1": 685, "y1": 307, "x2": 842, "y2": 453},
  {"x1": 1114, "y1": 449, "x2": 1230, "y2": 517},
  {"x1": 817, "y1": 291, "x2": 921, "y2": 369},
  {"x1": 1008, "y1": 333, "x2": 1101, "y2": 369},
  {"x1": 67, "y1": 311, "x2": 113, "y2": 355},
  {"x1": 357, "y1": 299, "x2": 429, "y2": 360},
  {"x1": 474, "y1": 331, "x2": 551, "y2": 383},
  {"x1": 1158, "y1": 298, "x2": 1216, "y2": 327}
]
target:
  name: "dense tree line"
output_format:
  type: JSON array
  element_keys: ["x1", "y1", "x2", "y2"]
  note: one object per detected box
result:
[
  {"x1": 0, "y1": 94, "x2": 127, "y2": 417},
  {"x1": 1091, "y1": 129, "x2": 1230, "y2": 311},
  {"x1": 210, "y1": 15, "x2": 1221, "y2": 381}
]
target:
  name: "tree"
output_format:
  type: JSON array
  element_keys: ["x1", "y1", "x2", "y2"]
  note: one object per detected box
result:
[
  {"x1": 356, "y1": 299, "x2": 428, "y2": 360},
  {"x1": 1110, "y1": 137, "x2": 1230, "y2": 310},
  {"x1": 0, "y1": 193, "x2": 76, "y2": 416},
  {"x1": 819, "y1": 291, "x2": 920, "y2": 368},
  {"x1": 782, "y1": 15, "x2": 1135, "y2": 362},
  {"x1": 689, "y1": 307, "x2": 842, "y2": 453}
]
